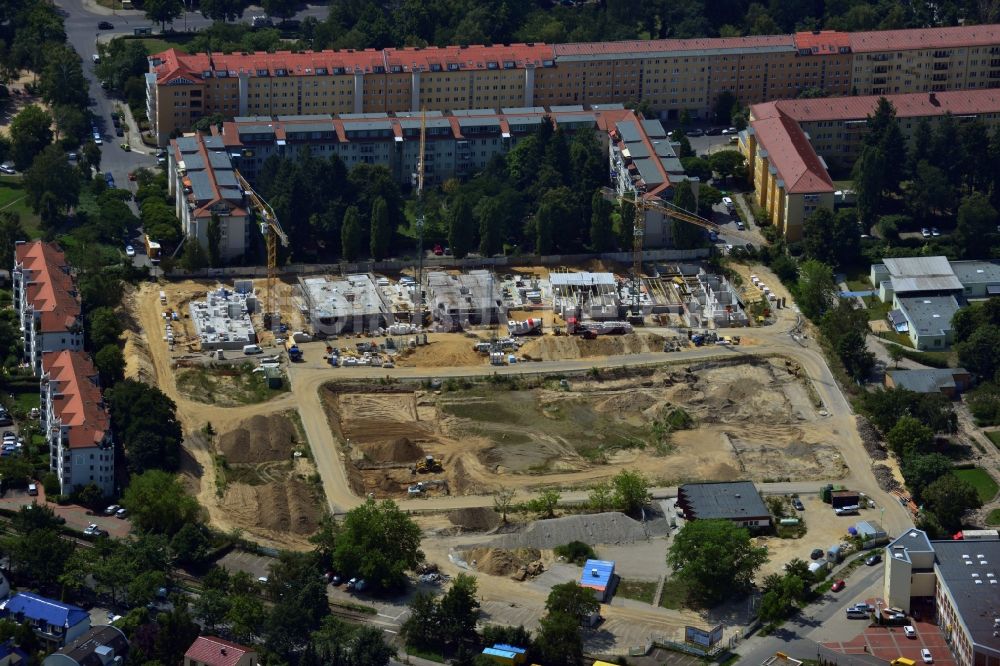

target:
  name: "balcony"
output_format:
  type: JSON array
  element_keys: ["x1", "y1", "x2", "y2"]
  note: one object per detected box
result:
[
  {"x1": 932, "y1": 51, "x2": 951, "y2": 59},
  {"x1": 933, "y1": 62, "x2": 949, "y2": 71}
]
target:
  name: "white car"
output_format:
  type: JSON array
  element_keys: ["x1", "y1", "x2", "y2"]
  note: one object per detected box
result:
[
  {"x1": 904, "y1": 625, "x2": 917, "y2": 638},
  {"x1": 93, "y1": 134, "x2": 103, "y2": 145},
  {"x1": 0, "y1": 163, "x2": 15, "y2": 175},
  {"x1": 921, "y1": 227, "x2": 931, "y2": 238},
  {"x1": 722, "y1": 126, "x2": 737, "y2": 134},
  {"x1": 125, "y1": 245, "x2": 135, "y2": 257},
  {"x1": 921, "y1": 648, "x2": 933, "y2": 663},
  {"x1": 92, "y1": 54, "x2": 100, "y2": 63}
]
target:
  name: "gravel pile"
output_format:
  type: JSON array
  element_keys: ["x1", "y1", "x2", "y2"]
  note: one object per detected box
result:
[
  {"x1": 872, "y1": 464, "x2": 900, "y2": 492},
  {"x1": 857, "y1": 416, "x2": 888, "y2": 461},
  {"x1": 487, "y1": 512, "x2": 650, "y2": 550}
]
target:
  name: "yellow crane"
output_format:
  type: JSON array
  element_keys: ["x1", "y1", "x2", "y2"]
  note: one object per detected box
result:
[
  {"x1": 606, "y1": 187, "x2": 758, "y2": 312},
  {"x1": 413, "y1": 109, "x2": 427, "y2": 328},
  {"x1": 234, "y1": 169, "x2": 289, "y2": 326}
]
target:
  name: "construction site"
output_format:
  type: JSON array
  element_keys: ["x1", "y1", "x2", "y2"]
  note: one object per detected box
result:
[{"x1": 320, "y1": 356, "x2": 846, "y2": 501}]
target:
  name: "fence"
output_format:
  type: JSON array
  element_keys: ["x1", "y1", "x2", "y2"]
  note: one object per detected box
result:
[{"x1": 166, "y1": 248, "x2": 711, "y2": 280}]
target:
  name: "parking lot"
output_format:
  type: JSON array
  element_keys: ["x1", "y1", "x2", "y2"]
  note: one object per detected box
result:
[
  {"x1": 0, "y1": 488, "x2": 131, "y2": 539},
  {"x1": 822, "y1": 603, "x2": 957, "y2": 665},
  {"x1": 217, "y1": 550, "x2": 275, "y2": 581}
]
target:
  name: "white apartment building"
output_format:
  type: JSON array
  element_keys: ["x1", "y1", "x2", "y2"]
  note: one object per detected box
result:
[
  {"x1": 40, "y1": 351, "x2": 114, "y2": 497},
  {"x1": 12, "y1": 241, "x2": 83, "y2": 375}
]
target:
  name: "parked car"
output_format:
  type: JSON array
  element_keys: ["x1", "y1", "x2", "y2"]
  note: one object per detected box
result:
[
  {"x1": 904, "y1": 625, "x2": 917, "y2": 638},
  {"x1": 792, "y1": 498, "x2": 805, "y2": 511},
  {"x1": 83, "y1": 523, "x2": 107, "y2": 537},
  {"x1": 27, "y1": 483, "x2": 37, "y2": 496},
  {"x1": 705, "y1": 127, "x2": 723, "y2": 135},
  {"x1": 866, "y1": 553, "x2": 882, "y2": 566},
  {"x1": 931, "y1": 227, "x2": 941, "y2": 237},
  {"x1": 722, "y1": 126, "x2": 737, "y2": 134},
  {"x1": 722, "y1": 196, "x2": 734, "y2": 211},
  {"x1": 921, "y1": 227, "x2": 931, "y2": 238},
  {"x1": 0, "y1": 162, "x2": 15, "y2": 174},
  {"x1": 93, "y1": 133, "x2": 103, "y2": 145},
  {"x1": 830, "y1": 579, "x2": 845, "y2": 592},
  {"x1": 687, "y1": 128, "x2": 705, "y2": 137},
  {"x1": 91, "y1": 54, "x2": 100, "y2": 63},
  {"x1": 104, "y1": 504, "x2": 119, "y2": 515},
  {"x1": 115, "y1": 508, "x2": 127, "y2": 519},
  {"x1": 97, "y1": 21, "x2": 114, "y2": 29},
  {"x1": 810, "y1": 548, "x2": 824, "y2": 560},
  {"x1": 257, "y1": 576, "x2": 269, "y2": 585},
  {"x1": 0, "y1": 413, "x2": 12, "y2": 426},
  {"x1": 921, "y1": 648, "x2": 933, "y2": 663},
  {"x1": 125, "y1": 245, "x2": 135, "y2": 257}
]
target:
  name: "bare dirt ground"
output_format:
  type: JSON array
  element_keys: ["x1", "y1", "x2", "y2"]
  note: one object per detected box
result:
[
  {"x1": 0, "y1": 72, "x2": 49, "y2": 137},
  {"x1": 519, "y1": 332, "x2": 666, "y2": 361},
  {"x1": 322, "y1": 357, "x2": 848, "y2": 500},
  {"x1": 395, "y1": 333, "x2": 488, "y2": 368}
]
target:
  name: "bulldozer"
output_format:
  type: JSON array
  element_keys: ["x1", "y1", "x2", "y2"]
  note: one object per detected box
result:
[{"x1": 414, "y1": 455, "x2": 443, "y2": 474}]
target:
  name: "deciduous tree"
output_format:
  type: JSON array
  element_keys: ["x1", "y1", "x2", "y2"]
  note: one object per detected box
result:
[
  {"x1": 331, "y1": 499, "x2": 423, "y2": 591},
  {"x1": 667, "y1": 519, "x2": 768, "y2": 603},
  {"x1": 9, "y1": 105, "x2": 53, "y2": 170},
  {"x1": 123, "y1": 470, "x2": 201, "y2": 535}
]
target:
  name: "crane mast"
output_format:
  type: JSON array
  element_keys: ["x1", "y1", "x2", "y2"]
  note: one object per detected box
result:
[
  {"x1": 234, "y1": 169, "x2": 289, "y2": 327},
  {"x1": 414, "y1": 109, "x2": 427, "y2": 328}
]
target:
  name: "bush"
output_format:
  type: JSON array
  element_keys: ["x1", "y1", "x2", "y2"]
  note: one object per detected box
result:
[
  {"x1": 41, "y1": 472, "x2": 60, "y2": 495},
  {"x1": 968, "y1": 383, "x2": 1000, "y2": 426},
  {"x1": 554, "y1": 541, "x2": 596, "y2": 566}
]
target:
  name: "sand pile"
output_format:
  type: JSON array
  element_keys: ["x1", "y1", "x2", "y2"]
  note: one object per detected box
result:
[
  {"x1": 122, "y1": 330, "x2": 156, "y2": 383},
  {"x1": 464, "y1": 547, "x2": 541, "y2": 576},
  {"x1": 363, "y1": 437, "x2": 425, "y2": 463},
  {"x1": 220, "y1": 479, "x2": 320, "y2": 536},
  {"x1": 219, "y1": 414, "x2": 298, "y2": 463},
  {"x1": 448, "y1": 507, "x2": 501, "y2": 532}
]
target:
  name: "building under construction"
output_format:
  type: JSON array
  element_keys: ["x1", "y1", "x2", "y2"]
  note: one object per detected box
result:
[
  {"x1": 426, "y1": 270, "x2": 504, "y2": 330},
  {"x1": 550, "y1": 272, "x2": 623, "y2": 320},
  {"x1": 685, "y1": 269, "x2": 748, "y2": 328},
  {"x1": 189, "y1": 284, "x2": 258, "y2": 350},
  {"x1": 300, "y1": 274, "x2": 392, "y2": 335}
]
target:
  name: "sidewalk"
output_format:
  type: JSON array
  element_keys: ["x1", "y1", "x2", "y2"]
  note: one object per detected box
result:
[{"x1": 119, "y1": 104, "x2": 154, "y2": 155}]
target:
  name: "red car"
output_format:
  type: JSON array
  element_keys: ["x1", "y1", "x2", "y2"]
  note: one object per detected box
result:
[
  {"x1": 128, "y1": 171, "x2": 137, "y2": 181},
  {"x1": 432, "y1": 244, "x2": 444, "y2": 256},
  {"x1": 831, "y1": 579, "x2": 846, "y2": 592}
]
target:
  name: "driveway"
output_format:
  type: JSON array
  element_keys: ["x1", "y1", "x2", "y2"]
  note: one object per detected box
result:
[{"x1": 0, "y1": 488, "x2": 131, "y2": 538}]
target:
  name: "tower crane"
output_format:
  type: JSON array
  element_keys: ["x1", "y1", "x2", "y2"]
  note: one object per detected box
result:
[
  {"x1": 235, "y1": 169, "x2": 289, "y2": 327},
  {"x1": 605, "y1": 187, "x2": 758, "y2": 313},
  {"x1": 413, "y1": 109, "x2": 427, "y2": 328}
]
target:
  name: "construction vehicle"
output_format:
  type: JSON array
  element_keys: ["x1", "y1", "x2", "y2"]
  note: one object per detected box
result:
[
  {"x1": 414, "y1": 455, "x2": 442, "y2": 474},
  {"x1": 284, "y1": 340, "x2": 303, "y2": 362},
  {"x1": 234, "y1": 169, "x2": 289, "y2": 328}
]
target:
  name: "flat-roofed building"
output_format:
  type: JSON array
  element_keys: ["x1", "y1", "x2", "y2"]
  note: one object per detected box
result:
[
  {"x1": 299, "y1": 274, "x2": 391, "y2": 335},
  {"x1": 676, "y1": 481, "x2": 770, "y2": 528}
]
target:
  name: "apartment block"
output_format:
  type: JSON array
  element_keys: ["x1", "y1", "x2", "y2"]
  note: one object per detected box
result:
[
  {"x1": 40, "y1": 351, "x2": 115, "y2": 497},
  {"x1": 167, "y1": 134, "x2": 251, "y2": 260},
  {"x1": 740, "y1": 88, "x2": 1000, "y2": 239},
  {"x1": 148, "y1": 24, "x2": 1000, "y2": 144},
  {"x1": 11, "y1": 241, "x2": 83, "y2": 375}
]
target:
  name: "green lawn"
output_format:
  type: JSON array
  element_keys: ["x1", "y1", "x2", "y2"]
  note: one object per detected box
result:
[
  {"x1": 843, "y1": 265, "x2": 874, "y2": 292},
  {"x1": 137, "y1": 35, "x2": 196, "y2": 55},
  {"x1": 658, "y1": 577, "x2": 691, "y2": 610},
  {"x1": 953, "y1": 467, "x2": 1000, "y2": 503},
  {"x1": 987, "y1": 508, "x2": 1000, "y2": 526},
  {"x1": 986, "y1": 431, "x2": 1000, "y2": 451},
  {"x1": 616, "y1": 579, "x2": 657, "y2": 604},
  {"x1": 12, "y1": 393, "x2": 39, "y2": 414},
  {"x1": 0, "y1": 177, "x2": 41, "y2": 238}
]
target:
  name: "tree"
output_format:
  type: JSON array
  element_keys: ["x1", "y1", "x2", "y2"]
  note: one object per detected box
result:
[
  {"x1": 400, "y1": 591, "x2": 438, "y2": 650},
  {"x1": 885, "y1": 415, "x2": 935, "y2": 458},
  {"x1": 0, "y1": 213, "x2": 26, "y2": 271},
  {"x1": 954, "y1": 192, "x2": 998, "y2": 260},
  {"x1": 865, "y1": 98, "x2": 906, "y2": 193},
  {"x1": 438, "y1": 574, "x2": 480, "y2": 647},
  {"x1": 533, "y1": 612, "x2": 583, "y2": 666},
  {"x1": 923, "y1": 474, "x2": 982, "y2": 534},
  {"x1": 227, "y1": 594, "x2": 264, "y2": 644},
  {"x1": 144, "y1": 0, "x2": 183, "y2": 29},
  {"x1": 887, "y1": 344, "x2": 904, "y2": 369},
  {"x1": 802, "y1": 208, "x2": 837, "y2": 265},
  {"x1": 494, "y1": 487, "x2": 515, "y2": 523},
  {"x1": 264, "y1": 551, "x2": 330, "y2": 657},
  {"x1": 312, "y1": 617, "x2": 396, "y2": 666},
  {"x1": 170, "y1": 522, "x2": 212, "y2": 565},
  {"x1": 545, "y1": 582, "x2": 599, "y2": 623},
  {"x1": 670, "y1": 130, "x2": 694, "y2": 159},
  {"x1": 667, "y1": 519, "x2": 768, "y2": 604},
  {"x1": 956, "y1": 324, "x2": 1000, "y2": 382},
  {"x1": 180, "y1": 238, "x2": 209, "y2": 271},
  {"x1": 477, "y1": 198, "x2": 504, "y2": 257},
  {"x1": 9, "y1": 105, "x2": 53, "y2": 170},
  {"x1": 262, "y1": 0, "x2": 298, "y2": 19},
  {"x1": 81, "y1": 141, "x2": 101, "y2": 175},
  {"x1": 198, "y1": 0, "x2": 246, "y2": 21},
  {"x1": 207, "y1": 214, "x2": 222, "y2": 267},
  {"x1": 39, "y1": 45, "x2": 87, "y2": 108},
  {"x1": 449, "y1": 197, "x2": 476, "y2": 259},
  {"x1": 713, "y1": 91, "x2": 738, "y2": 125},
  {"x1": 23, "y1": 145, "x2": 79, "y2": 228},
  {"x1": 52, "y1": 105, "x2": 89, "y2": 148},
  {"x1": 853, "y1": 144, "x2": 885, "y2": 227},
  {"x1": 589, "y1": 191, "x2": 615, "y2": 252},
  {"x1": 671, "y1": 182, "x2": 703, "y2": 249},
  {"x1": 331, "y1": 499, "x2": 423, "y2": 591},
  {"x1": 369, "y1": 196, "x2": 391, "y2": 260},
  {"x1": 527, "y1": 489, "x2": 561, "y2": 518},
  {"x1": 795, "y1": 259, "x2": 836, "y2": 320},
  {"x1": 193, "y1": 589, "x2": 230, "y2": 632},
  {"x1": 122, "y1": 470, "x2": 202, "y2": 535},
  {"x1": 611, "y1": 469, "x2": 651, "y2": 515},
  {"x1": 588, "y1": 482, "x2": 614, "y2": 512},
  {"x1": 340, "y1": 206, "x2": 363, "y2": 261},
  {"x1": 909, "y1": 160, "x2": 954, "y2": 223},
  {"x1": 95, "y1": 344, "x2": 125, "y2": 387},
  {"x1": 901, "y1": 453, "x2": 953, "y2": 502},
  {"x1": 680, "y1": 156, "x2": 713, "y2": 182},
  {"x1": 708, "y1": 150, "x2": 745, "y2": 183}
]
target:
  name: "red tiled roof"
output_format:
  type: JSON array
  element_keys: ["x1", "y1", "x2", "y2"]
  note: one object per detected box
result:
[
  {"x1": 184, "y1": 636, "x2": 254, "y2": 666},
  {"x1": 41, "y1": 351, "x2": 110, "y2": 449},
  {"x1": 553, "y1": 34, "x2": 793, "y2": 57},
  {"x1": 849, "y1": 24, "x2": 1000, "y2": 52},
  {"x1": 383, "y1": 43, "x2": 553, "y2": 71},
  {"x1": 793, "y1": 30, "x2": 851, "y2": 54},
  {"x1": 14, "y1": 241, "x2": 80, "y2": 334},
  {"x1": 767, "y1": 88, "x2": 1000, "y2": 122},
  {"x1": 750, "y1": 104, "x2": 834, "y2": 195}
]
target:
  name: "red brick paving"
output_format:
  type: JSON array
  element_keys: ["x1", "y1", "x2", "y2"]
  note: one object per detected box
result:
[{"x1": 823, "y1": 599, "x2": 958, "y2": 666}]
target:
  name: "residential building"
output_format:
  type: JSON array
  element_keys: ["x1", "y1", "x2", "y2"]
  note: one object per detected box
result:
[
  {"x1": 885, "y1": 368, "x2": 973, "y2": 397},
  {"x1": 0, "y1": 642, "x2": 26, "y2": 666},
  {"x1": 43, "y1": 625, "x2": 129, "y2": 666},
  {"x1": 299, "y1": 274, "x2": 391, "y2": 336},
  {"x1": 894, "y1": 295, "x2": 960, "y2": 350},
  {"x1": 740, "y1": 90, "x2": 1000, "y2": 238},
  {"x1": 147, "y1": 25, "x2": 1000, "y2": 144},
  {"x1": 40, "y1": 351, "x2": 114, "y2": 497},
  {"x1": 11, "y1": 241, "x2": 83, "y2": 375},
  {"x1": 181, "y1": 106, "x2": 685, "y2": 258},
  {"x1": 167, "y1": 134, "x2": 251, "y2": 261},
  {"x1": 426, "y1": 270, "x2": 504, "y2": 328},
  {"x1": 0, "y1": 593, "x2": 90, "y2": 650},
  {"x1": 882, "y1": 529, "x2": 1000, "y2": 666},
  {"x1": 871, "y1": 256, "x2": 967, "y2": 303},
  {"x1": 184, "y1": 636, "x2": 257, "y2": 666},
  {"x1": 675, "y1": 481, "x2": 771, "y2": 527}
]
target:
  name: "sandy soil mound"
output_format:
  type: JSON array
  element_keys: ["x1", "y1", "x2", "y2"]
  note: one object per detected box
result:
[
  {"x1": 221, "y1": 479, "x2": 319, "y2": 535},
  {"x1": 520, "y1": 332, "x2": 664, "y2": 361},
  {"x1": 464, "y1": 547, "x2": 541, "y2": 576},
  {"x1": 449, "y1": 507, "x2": 501, "y2": 532},
  {"x1": 123, "y1": 330, "x2": 156, "y2": 383},
  {"x1": 363, "y1": 437, "x2": 425, "y2": 463},
  {"x1": 219, "y1": 414, "x2": 298, "y2": 463}
]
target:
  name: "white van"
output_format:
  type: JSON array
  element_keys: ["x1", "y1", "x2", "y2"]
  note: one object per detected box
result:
[{"x1": 243, "y1": 344, "x2": 263, "y2": 355}]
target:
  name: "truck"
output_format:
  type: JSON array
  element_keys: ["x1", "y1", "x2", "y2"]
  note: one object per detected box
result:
[
  {"x1": 565, "y1": 317, "x2": 632, "y2": 336},
  {"x1": 145, "y1": 235, "x2": 161, "y2": 264}
]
